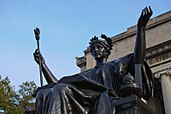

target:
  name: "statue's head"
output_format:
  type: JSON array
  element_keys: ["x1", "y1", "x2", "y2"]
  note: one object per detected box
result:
[{"x1": 89, "y1": 34, "x2": 113, "y2": 61}]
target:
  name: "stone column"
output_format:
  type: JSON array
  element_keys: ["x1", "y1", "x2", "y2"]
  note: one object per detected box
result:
[{"x1": 155, "y1": 69, "x2": 171, "y2": 114}]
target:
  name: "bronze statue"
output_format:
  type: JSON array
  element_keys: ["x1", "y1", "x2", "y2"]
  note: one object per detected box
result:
[{"x1": 33, "y1": 6, "x2": 153, "y2": 114}]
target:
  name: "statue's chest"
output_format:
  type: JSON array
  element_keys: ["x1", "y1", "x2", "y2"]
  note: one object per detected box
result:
[{"x1": 89, "y1": 65, "x2": 113, "y2": 87}]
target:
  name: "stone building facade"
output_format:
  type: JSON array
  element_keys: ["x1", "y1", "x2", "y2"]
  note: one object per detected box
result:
[{"x1": 76, "y1": 10, "x2": 171, "y2": 114}]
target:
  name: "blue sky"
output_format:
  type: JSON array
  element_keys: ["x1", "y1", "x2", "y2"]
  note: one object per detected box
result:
[{"x1": 0, "y1": 0, "x2": 171, "y2": 88}]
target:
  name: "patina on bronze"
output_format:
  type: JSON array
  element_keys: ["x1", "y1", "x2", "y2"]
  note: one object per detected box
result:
[{"x1": 33, "y1": 6, "x2": 153, "y2": 114}]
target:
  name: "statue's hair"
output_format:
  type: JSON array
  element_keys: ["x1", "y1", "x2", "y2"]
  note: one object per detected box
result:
[
  {"x1": 100, "y1": 34, "x2": 113, "y2": 50},
  {"x1": 89, "y1": 34, "x2": 113, "y2": 57}
]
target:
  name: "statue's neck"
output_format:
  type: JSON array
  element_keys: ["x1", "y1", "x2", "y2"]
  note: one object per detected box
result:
[{"x1": 96, "y1": 58, "x2": 107, "y2": 67}]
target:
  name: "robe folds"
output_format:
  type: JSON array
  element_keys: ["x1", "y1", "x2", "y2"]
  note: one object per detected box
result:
[{"x1": 35, "y1": 54, "x2": 153, "y2": 114}]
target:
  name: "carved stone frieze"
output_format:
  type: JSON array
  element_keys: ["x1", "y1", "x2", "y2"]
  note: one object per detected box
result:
[{"x1": 146, "y1": 40, "x2": 171, "y2": 67}]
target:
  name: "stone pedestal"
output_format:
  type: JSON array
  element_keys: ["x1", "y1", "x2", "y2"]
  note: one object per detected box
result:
[{"x1": 115, "y1": 95, "x2": 153, "y2": 114}]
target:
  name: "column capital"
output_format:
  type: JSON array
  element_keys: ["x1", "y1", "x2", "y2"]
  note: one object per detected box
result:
[{"x1": 154, "y1": 69, "x2": 171, "y2": 78}]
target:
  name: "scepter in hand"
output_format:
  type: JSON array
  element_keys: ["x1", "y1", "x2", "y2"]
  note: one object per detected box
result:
[{"x1": 34, "y1": 28, "x2": 43, "y2": 87}]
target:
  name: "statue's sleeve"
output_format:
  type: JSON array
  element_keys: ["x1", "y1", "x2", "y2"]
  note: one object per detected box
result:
[{"x1": 113, "y1": 53, "x2": 154, "y2": 100}]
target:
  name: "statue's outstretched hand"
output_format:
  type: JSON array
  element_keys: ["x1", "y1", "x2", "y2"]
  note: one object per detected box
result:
[
  {"x1": 33, "y1": 49, "x2": 45, "y2": 65},
  {"x1": 138, "y1": 6, "x2": 153, "y2": 29}
]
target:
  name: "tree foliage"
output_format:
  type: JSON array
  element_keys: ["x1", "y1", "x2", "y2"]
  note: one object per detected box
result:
[{"x1": 0, "y1": 76, "x2": 37, "y2": 114}]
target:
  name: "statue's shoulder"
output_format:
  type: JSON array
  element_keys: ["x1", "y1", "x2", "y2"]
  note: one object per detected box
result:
[{"x1": 109, "y1": 53, "x2": 134, "y2": 65}]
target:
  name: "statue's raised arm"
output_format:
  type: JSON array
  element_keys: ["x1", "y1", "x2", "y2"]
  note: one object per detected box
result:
[
  {"x1": 134, "y1": 6, "x2": 153, "y2": 63},
  {"x1": 132, "y1": 6, "x2": 153, "y2": 95}
]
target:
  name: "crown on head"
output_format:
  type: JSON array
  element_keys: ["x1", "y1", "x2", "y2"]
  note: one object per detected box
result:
[{"x1": 89, "y1": 34, "x2": 113, "y2": 51}]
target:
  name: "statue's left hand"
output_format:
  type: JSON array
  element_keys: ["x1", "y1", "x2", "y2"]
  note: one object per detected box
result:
[{"x1": 138, "y1": 6, "x2": 153, "y2": 29}]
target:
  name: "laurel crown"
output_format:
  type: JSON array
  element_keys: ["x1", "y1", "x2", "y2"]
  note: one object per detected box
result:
[{"x1": 89, "y1": 34, "x2": 113, "y2": 50}]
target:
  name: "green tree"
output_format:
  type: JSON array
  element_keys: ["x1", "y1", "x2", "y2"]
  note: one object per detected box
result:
[
  {"x1": 18, "y1": 81, "x2": 37, "y2": 110},
  {"x1": 0, "y1": 76, "x2": 37, "y2": 114}
]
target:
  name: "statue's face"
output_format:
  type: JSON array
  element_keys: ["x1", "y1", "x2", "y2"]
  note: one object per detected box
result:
[{"x1": 91, "y1": 43, "x2": 107, "y2": 61}]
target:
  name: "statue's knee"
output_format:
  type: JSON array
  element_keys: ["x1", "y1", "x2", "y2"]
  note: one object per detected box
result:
[{"x1": 53, "y1": 83, "x2": 71, "y2": 94}]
